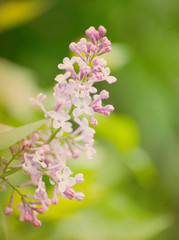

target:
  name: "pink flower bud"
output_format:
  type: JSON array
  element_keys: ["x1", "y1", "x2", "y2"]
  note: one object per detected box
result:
[
  {"x1": 75, "y1": 173, "x2": 84, "y2": 183},
  {"x1": 86, "y1": 27, "x2": 95, "y2": 38},
  {"x1": 74, "y1": 192, "x2": 85, "y2": 201},
  {"x1": 22, "y1": 140, "x2": 30, "y2": 149},
  {"x1": 86, "y1": 42, "x2": 92, "y2": 52},
  {"x1": 33, "y1": 218, "x2": 42, "y2": 227},
  {"x1": 100, "y1": 90, "x2": 109, "y2": 99},
  {"x1": 90, "y1": 44, "x2": 97, "y2": 52},
  {"x1": 98, "y1": 25, "x2": 107, "y2": 37},
  {"x1": 24, "y1": 213, "x2": 33, "y2": 222},
  {"x1": 9, "y1": 146, "x2": 14, "y2": 154},
  {"x1": 44, "y1": 199, "x2": 51, "y2": 207},
  {"x1": 104, "y1": 104, "x2": 114, "y2": 112},
  {"x1": 103, "y1": 111, "x2": 110, "y2": 116},
  {"x1": 64, "y1": 188, "x2": 75, "y2": 200},
  {"x1": 69, "y1": 42, "x2": 76, "y2": 51},
  {"x1": 33, "y1": 207, "x2": 45, "y2": 214},
  {"x1": 105, "y1": 46, "x2": 111, "y2": 52},
  {"x1": 4, "y1": 207, "x2": 13, "y2": 215},
  {"x1": 93, "y1": 105, "x2": 101, "y2": 112},
  {"x1": 102, "y1": 37, "x2": 111, "y2": 47},
  {"x1": 52, "y1": 196, "x2": 58, "y2": 205},
  {"x1": 90, "y1": 116, "x2": 98, "y2": 126}
]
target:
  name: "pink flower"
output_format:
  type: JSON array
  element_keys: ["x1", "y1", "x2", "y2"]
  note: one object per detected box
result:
[
  {"x1": 35, "y1": 180, "x2": 48, "y2": 201},
  {"x1": 102, "y1": 67, "x2": 117, "y2": 84},
  {"x1": 58, "y1": 57, "x2": 74, "y2": 71},
  {"x1": 80, "y1": 81, "x2": 97, "y2": 97},
  {"x1": 75, "y1": 173, "x2": 84, "y2": 183},
  {"x1": 32, "y1": 150, "x2": 47, "y2": 168},
  {"x1": 55, "y1": 72, "x2": 71, "y2": 84},
  {"x1": 48, "y1": 111, "x2": 72, "y2": 132},
  {"x1": 29, "y1": 93, "x2": 47, "y2": 106},
  {"x1": 74, "y1": 192, "x2": 85, "y2": 201},
  {"x1": 66, "y1": 79, "x2": 81, "y2": 97},
  {"x1": 56, "y1": 167, "x2": 76, "y2": 193},
  {"x1": 72, "y1": 96, "x2": 94, "y2": 117}
]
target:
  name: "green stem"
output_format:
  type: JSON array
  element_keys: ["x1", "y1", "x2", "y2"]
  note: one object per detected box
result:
[
  {"x1": 46, "y1": 127, "x2": 61, "y2": 144},
  {"x1": 4, "y1": 151, "x2": 21, "y2": 172},
  {"x1": 68, "y1": 104, "x2": 75, "y2": 116},
  {"x1": 4, "y1": 179, "x2": 31, "y2": 209},
  {"x1": 5, "y1": 168, "x2": 21, "y2": 176}
]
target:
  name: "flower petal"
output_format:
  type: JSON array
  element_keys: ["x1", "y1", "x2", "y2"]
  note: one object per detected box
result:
[
  {"x1": 73, "y1": 108, "x2": 83, "y2": 117},
  {"x1": 63, "y1": 167, "x2": 73, "y2": 177},
  {"x1": 82, "y1": 96, "x2": 91, "y2": 106},
  {"x1": 72, "y1": 97, "x2": 81, "y2": 107},
  {"x1": 84, "y1": 107, "x2": 94, "y2": 116},
  {"x1": 58, "y1": 182, "x2": 66, "y2": 193},
  {"x1": 66, "y1": 177, "x2": 76, "y2": 187}
]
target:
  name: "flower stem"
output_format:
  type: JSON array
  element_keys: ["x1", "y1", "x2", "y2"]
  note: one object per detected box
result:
[
  {"x1": 4, "y1": 179, "x2": 31, "y2": 209},
  {"x1": 4, "y1": 151, "x2": 21, "y2": 172},
  {"x1": 46, "y1": 127, "x2": 61, "y2": 144}
]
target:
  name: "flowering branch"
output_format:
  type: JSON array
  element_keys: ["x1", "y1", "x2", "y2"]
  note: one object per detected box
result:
[{"x1": 0, "y1": 25, "x2": 116, "y2": 227}]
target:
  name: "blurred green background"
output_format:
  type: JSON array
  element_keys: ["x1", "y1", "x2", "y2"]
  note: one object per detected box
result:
[{"x1": 0, "y1": 0, "x2": 179, "y2": 239}]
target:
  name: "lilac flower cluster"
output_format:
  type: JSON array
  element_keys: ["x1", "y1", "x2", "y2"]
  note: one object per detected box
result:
[{"x1": 0, "y1": 26, "x2": 116, "y2": 227}]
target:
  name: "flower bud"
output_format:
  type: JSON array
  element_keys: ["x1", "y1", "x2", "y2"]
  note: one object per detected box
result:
[
  {"x1": 98, "y1": 25, "x2": 107, "y2": 37},
  {"x1": 102, "y1": 37, "x2": 111, "y2": 47},
  {"x1": 33, "y1": 207, "x2": 45, "y2": 214},
  {"x1": 44, "y1": 199, "x2": 51, "y2": 207},
  {"x1": 74, "y1": 192, "x2": 85, "y2": 201},
  {"x1": 75, "y1": 173, "x2": 84, "y2": 183},
  {"x1": 69, "y1": 42, "x2": 76, "y2": 51},
  {"x1": 64, "y1": 188, "x2": 75, "y2": 200},
  {"x1": 22, "y1": 140, "x2": 30, "y2": 149},
  {"x1": 90, "y1": 116, "x2": 98, "y2": 126},
  {"x1": 4, "y1": 207, "x2": 13, "y2": 215},
  {"x1": 33, "y1": 218, "x2": 42, "y2": 227},
  {"x1": 100, "y1": 90, "x2": 109, "y2": 99}
]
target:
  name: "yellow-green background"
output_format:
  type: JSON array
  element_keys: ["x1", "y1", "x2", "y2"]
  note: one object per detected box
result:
[{"x1": 0, "y1": 0, "x2": 179, "y2": 239}]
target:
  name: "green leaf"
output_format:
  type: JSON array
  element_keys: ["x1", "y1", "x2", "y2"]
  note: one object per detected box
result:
[
  {"x1": 0, "y1": 119, "x2": 46, "y2": 151},
  {"x1": 0, "y1": 0, "x2": 55, "y2": 33},
  {"x1": 0, "y1": 123, "x2": 13, "y2": 134},
  {"x1": 96, "y1": 113, "x2": 140, "y2": 151}
]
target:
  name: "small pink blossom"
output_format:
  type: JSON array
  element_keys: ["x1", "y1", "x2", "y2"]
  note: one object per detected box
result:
[
  {"x1": 55, "y1": 72, "x2": 71, "y2": 84},
  {"x1": 102, "y1": 67, "x2": 117, "y2": 84},
  {"x1": 48, "y1": 111, "x2": 72, "y2": 132},
  {"x1": 72, "y1": 96, "x2": 94, "y2": 117},
  {"x1": 75, "y1": 173, "x2": 84, "y2": 183},
  {"x1": 56, "y1": 167, "x2": 76, "y2": 193},
  {"x1": 74, "y1": 192, "x2": 85, "y2": 201}
]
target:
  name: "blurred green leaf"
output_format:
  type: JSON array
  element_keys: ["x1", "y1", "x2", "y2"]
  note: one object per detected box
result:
[
  {"x1": 124, "y1": 147, "x2": 159, "y2": 187},
  {"x1": 53, "y1": 208, "x2": 173, "y2": 240},
  {"x1": 0, "y1": 123, "x2": 13, "y2": 134},
  {"x1": 96, "y1": 114, "x2": 159, "y2": 187},
  {"x1": 0, "y1": 0, "x2": 55, "y2": 33},
  {"x1": 96, "y1": 113, "x2": 140, "y2": 151},
  {"x1": 0, "y1": 119, "x2": 46, "y2": 150}
]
